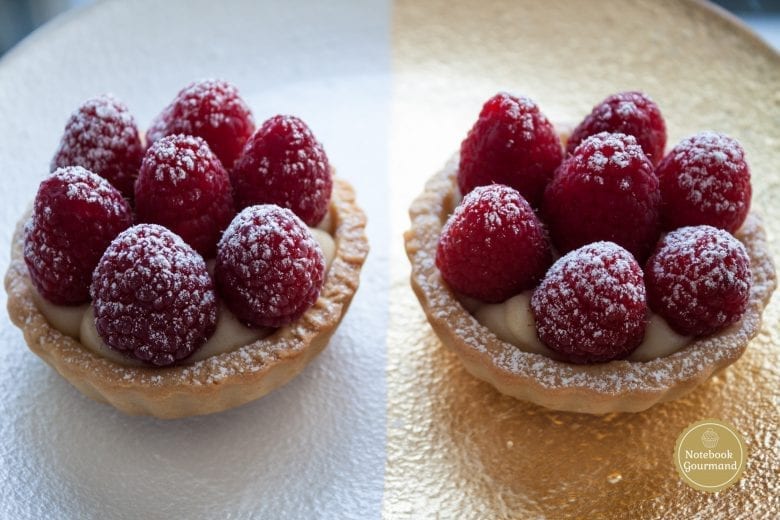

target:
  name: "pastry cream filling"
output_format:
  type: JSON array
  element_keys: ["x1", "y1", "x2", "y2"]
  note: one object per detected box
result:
[
  {"x1": 30, "y1": 289, "x2": 88, "y2": 340},
  {"x1": 470, "y1": 291, "x2": 690, "y2": 362},
  {"x1": 35, "y1": 224, "x2": 337, "y2": 367}
]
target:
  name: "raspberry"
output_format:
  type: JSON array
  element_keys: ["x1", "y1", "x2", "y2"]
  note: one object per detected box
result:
[
  {"x1": 51, "y1": 95, "x2": 144, "y2": 199},
  {"x1": 135, "y1": 135, "x2": 234, "y2": 257},
  {"x1": 531, "y1": 242, "x2": 648, "y2": 364},
  {"x1": 458, "y1": 93, "x2": 563, "y2": 207},
  {"x1": 567, "y1": 91, "x2": 667, "y2": 166},
  {"x1": 23, "y1": 167, "x2": 132, "y2": 305},
  {"x1": 215, "y1": 205, "x2": 325, "y2": 328},
  {"x1": 543, "y1": 132, "x2": 661, "y2": 261},
  {"x1": 231, "y1": 115, "x2": 332, "y2": 226},
  {"x1": 656, "y1": 132, "x2": 751, "y2": 233},
  {"x1": 147, "y1": 79, "x2": 255, "y2": 169},
  {"x1": 436, "y1": 184, "x2": 552, "y2": 303},
  {"x1": 645, "y1": 225, "x2": 751, "y2": 337},
  {"x1": 91, "y1": 224, "x2": 217, "y2": 366}
]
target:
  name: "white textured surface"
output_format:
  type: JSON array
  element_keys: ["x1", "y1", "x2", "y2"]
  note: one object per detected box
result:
[{"x1": 0, "y1": 0, "x2": 390, "y2": 518}]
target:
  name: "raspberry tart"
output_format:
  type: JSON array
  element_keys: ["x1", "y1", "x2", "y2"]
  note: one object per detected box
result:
[
  {"x1": 6, "y1": 82, "x2": 368, "y2": 418},
  {"x1": 405, "y1": 92, "x2": 775, "y2": 414}
]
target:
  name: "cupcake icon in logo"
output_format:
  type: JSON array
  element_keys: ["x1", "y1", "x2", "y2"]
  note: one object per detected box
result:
[{"x1": 701, "y1": 428, "x2": 719, "y2": 449}]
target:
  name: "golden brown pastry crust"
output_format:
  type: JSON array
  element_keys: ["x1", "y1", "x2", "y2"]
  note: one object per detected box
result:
[
  {"x1": 6, "y1": 178, "x2": 368, "y2": 419},
  {"x1": 404, "y1": 156, "x2": 776, "y2": 414}
]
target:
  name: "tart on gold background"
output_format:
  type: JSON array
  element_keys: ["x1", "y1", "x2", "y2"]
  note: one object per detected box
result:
[
  {"x1": 5, "y1": 81, "x2": 368, "y2": 419},
  {"x1": 404, "y1": 92, "x2": 776, "y2": 414}
]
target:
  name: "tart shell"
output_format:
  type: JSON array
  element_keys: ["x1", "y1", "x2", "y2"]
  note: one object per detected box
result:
[
  {"x1": 6, "y1": 178, "x2": 368, "y2": 419},
  {"x1": 404, "y1": 156, "x2": 776, "y2": 414}
]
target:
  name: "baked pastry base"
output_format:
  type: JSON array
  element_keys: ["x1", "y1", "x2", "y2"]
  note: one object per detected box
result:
[
  {"x1": 6, "y1": 178, "x2": 368, "y2": 419},
  {"x1": 404, "y1": 156, "x2": 776, "y2": 414}
]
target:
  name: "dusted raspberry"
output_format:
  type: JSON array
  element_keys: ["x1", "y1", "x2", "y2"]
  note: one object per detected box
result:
[
  {"x1": 436, "y1": 184, "x2": 552, "y2": 303},
  {"x1": 458, "y1": 93, "x2": 563, "y2": 207},
  {"x1": 567, "y1": 91, "x2": 667, "y2": 166},
  {"x1": 543, "y1": 132, "x2": 661, "y2": 261},
  {"x1": 51, "y1": 95, "x2": 144, "y2": 199},
  {"x1": 24, "y1": 167, "x2": 132, "y2": 305},
  {"x1": 147, "y1": 79, "x2": 255, "y2": 169},
  {"x1": 645, "y1": 225, "x2": 751, "y2": 337},
  {"x1": 231, "y1": 115, "x2": 332, "y2": 226},
  {"x1": 656, "y1": 132, "x2": 751, "y2": 233},
  {"x1": 215, "y1": 205, "x2": 325, "y2": 328},
  {"x1": 135, "y1": 135, "x2": 234, "y2": 257},
  {"x1": 531, "y1": 242, "x2": 648, "y2": 363},
  {"x1": 91, "y1": 224, "x2": 217, "y2": 366}
]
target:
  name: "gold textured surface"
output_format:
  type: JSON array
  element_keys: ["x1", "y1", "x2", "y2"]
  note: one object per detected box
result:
[{"x1": 385, "y1": 0, "x2": 780, "y2": 517}]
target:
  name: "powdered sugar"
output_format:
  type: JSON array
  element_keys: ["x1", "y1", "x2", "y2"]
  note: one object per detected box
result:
[
  {"x1": 436, "y1": 184, "x2": 552, "y2": 302},
  {"x1": 592, "y1": 98, "x2": 641, "y2": 121},
  {"x1": 502, "y1": 94, "x2": 538, "y2": 140},
  {"x1": 616, "y1": 99, "x2": 639, "y2": 117},
  {"x1": 646, "y1": 225, "x2": 751, "y2": 336},
  {"x1": 51, "y1": 166, "x2": 130, "y2": 218},
  {"x1": 25, "y1": 166, "x2": 133, "y2": 304},
  {"x1": 179, "y1": 79, "x2": 248, "y2": 128},
  {"x1": 566, "y1": 91, "x2": 666, "y2": 165},
  {"x1": 216, "y1": 204, "x2": 325, "y2": 327},
  {"x1": 669, "y1": 132, "x2": 747, "y2": 214},
  {"x1": 144, "y1": 134, "x2": 215, "y2": 185},
  {"x1": 231, "y1": 114, "x2": 332, "y2": 226},
  {"x1": 587, "y1": 151, "x2": 608, "y2": 172},
  {"x1": 91, "y1": 224, "x2": 217, "y2": 366},
  {"x1": 531, "y1": 241, "x2": 647, "y2": 363},
  {"x1": 149, "y1": 79, "x2": 253, "y2": 138},
  {"x1": 458, "y1": 92, "x2": 563, "y2": 208},
  {"x1": 544, "y1": 131, "x2": 660, "y2": 260},
  {"x1": 146, "y1": 79, "x2": 255, "y2": 169},
  {"x1": 450, "y1": 185, "x2": 525, "y2": 234},
  {"x1": 50, "y1": 94, "x2": 144, "y2": 198},
  {"x1": 577, "y1": 132, "x2": 646, "y2": 175},
  {"x1": 135, "y1": 134, "x2": 234, "y2": 257}
]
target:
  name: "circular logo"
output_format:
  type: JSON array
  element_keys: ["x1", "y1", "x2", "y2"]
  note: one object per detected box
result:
[{"x1": 674, "y1": 419, "x2": 747, "y2": 492}]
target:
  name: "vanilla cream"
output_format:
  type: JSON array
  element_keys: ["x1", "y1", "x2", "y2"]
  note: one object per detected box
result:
[
  {"x1": 34, "y1": 224, "x2": 337, "y2": 366},
  {"x1": 470, "y1": 292, "x2": 690, "y2": 361}
]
